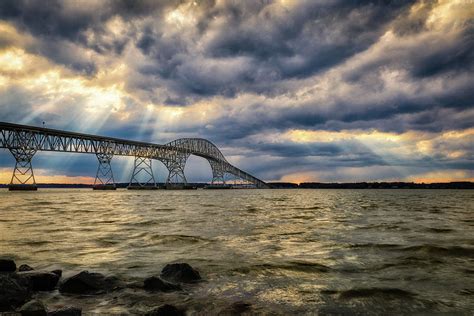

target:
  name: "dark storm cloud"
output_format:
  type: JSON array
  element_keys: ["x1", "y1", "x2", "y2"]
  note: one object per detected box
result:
[
  {"x1": 131, "y1": 0, "x2": 415, "y2": 98},
  {"x1": 204, "y1": 1, "x2": 413, "y2": 76},
  {"x1": 1, "y1": 0, "x2": 473, "y2": 182},
  {"x1": 238, "y1": 140, "x2": 389, "y2": 167},
  {"x1": 410, "y1": 33, "x2": 474, "y2": 78},
  {"x1": 0, "y1": 0, "x2": 176, "y2": 73},
  {"x1": 0, "y1": 0, "x2": 172, "y2": 40}
]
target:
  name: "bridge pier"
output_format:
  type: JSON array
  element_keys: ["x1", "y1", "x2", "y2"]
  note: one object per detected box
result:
[
  {"x1": 93, "y1": 152, "x2": 116, "y2": 190},
  {"x1": 128, "y1": 156, "x2": 157, "y2": 190},
  {"x1": 209, "y1": 159, "x2": 226, "y2": 185},
  {"x1": 8, "y1": 147, "x2": 37, "y2": 191},
  {"x1": 162, "y1": 153, "x2": 190, "y2": 189}
]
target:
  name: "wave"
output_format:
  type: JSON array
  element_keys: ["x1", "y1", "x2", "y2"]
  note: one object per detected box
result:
[
  {"x1": 233, "y1": 261, "x2": 331, "y2": 274},
  {"x1": 20, "y1": 240, "x2": 49, "y2": 246},
  {"x1": 459, "y1": 289, "x2": 474, "y2": 296},
  {"x1": 399, "y1": 245, "x2": 474, "y2": 258},
  {"x1": 244, "y1": 207, "x2": 259, "y2": 213},
  {"x1": 348, "y1": 243, "x2": 402, "y2": 249},
  {"x1": 127, "y1": 219, "x2": 162, "y2": 226},
  {"x1": 347, "y1": 243, "x2": 474, "y2": 258},
  {"x1": 32, "y1": 201, "x2": 55, "y2": 206},
  {"x1": 425, "y1": 227, "x2": 454, "y2": 233},
  {"x1": 323, "y1": 287, "x2": 417, "y2": 299},
  {"x1": 293, "y1": 206, "x2": 321, "y2": 210},
  {"x1": 355, "y1": 223, "x2": 406, "y2": 231},
  {"x1": 149, "y1": 234, "x2": 212, "y2": 244}
]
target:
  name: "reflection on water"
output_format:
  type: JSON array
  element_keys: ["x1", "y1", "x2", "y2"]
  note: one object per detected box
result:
[{"x1": 0, "y1": 189, "x2": 473, "y2": 314}]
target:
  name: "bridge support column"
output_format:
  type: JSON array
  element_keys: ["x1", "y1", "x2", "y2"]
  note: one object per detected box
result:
[
  {"x1": 93, "y1": 152, "x2": 116, "y2": 190},
  {"x1": 128, "y1": 156, "x2": 157, "y2": 190},
  {"x1": 163, "y1": 153, "x2": 190, "y2": 189},
  {"x1": 8, "y1": 148, "x2": 37, "y2": 191},
  {"x1": 209, "y1": 160, "x2": 226, "y2": 185}
]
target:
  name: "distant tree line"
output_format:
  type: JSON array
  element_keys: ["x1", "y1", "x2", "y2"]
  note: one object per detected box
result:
[
  {"x1": 269, "y1": 182, "x2": 474, "y2": 189},
  {"x1": 1, "y1": 182, "x2": 473, "y2": 189}
]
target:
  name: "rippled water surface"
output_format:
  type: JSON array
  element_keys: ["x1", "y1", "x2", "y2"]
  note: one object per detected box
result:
[{"x1": 1, "y1": 189, "x2": 473, "y2": 315}]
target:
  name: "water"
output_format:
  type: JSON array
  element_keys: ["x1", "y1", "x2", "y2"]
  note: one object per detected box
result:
[{"x1": 1, "y1": 189, "x2": 473, "y2": 315}]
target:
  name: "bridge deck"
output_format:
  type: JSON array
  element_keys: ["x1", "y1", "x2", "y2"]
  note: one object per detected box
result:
[{"x1": 0, "y1": 121, "x2": 169, "y2": 149}]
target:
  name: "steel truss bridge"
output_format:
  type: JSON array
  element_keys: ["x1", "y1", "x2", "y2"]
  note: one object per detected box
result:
[{"x1": 0, "y1": 122, "x2": 268, "y2": 190}]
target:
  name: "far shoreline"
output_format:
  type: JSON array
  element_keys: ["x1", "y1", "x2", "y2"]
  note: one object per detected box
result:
[{"x1": 0, "y1": 181, "x2": 473, "y2": 189}]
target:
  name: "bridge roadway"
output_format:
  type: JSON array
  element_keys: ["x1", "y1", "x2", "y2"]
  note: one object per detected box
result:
[{"x1": 0, "y1": 121, "x2": 268, "y2": 190}]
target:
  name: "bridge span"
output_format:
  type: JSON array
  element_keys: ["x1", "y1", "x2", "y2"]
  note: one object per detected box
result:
[{"x1": 0, "y1": 122, "x2": 268, "y2": 190}]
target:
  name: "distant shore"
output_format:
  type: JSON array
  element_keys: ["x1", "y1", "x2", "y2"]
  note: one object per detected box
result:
[{"x1": 1, "y1": 181, "x2": 473, "y2": 189}]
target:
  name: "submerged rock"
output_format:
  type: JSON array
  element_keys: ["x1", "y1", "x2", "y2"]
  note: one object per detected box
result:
[
  {"x1": 0, "y1": 259, "x2": 16, "y2": 272},
  {"x1": 48, "y1": 306, "x2": 82, "y2": 316},
  {"x1": 59, "y1": 271, "x2": 122, "y2": 295},
  {"x1": 19, "y1": 271, "x2": 60, "y2": 291},
  {"x1": 160, "y1": 263, "x2": 201, "y2": 283},
  {"x1": 0, "y1": 274, "x2": 31, "y2": 311},
  {"x1": 19, "y1": 299, "x2": 47, "y2": 316},
  {"x1": 145, "y1": 304, "x2": 184, "y2": 316},
  {"x1": 19, "y1": 264, "x2": 34, "y2": 272},
  {"x1": 144, "y1": 276, "x2": 181, "y2": 292},
  {"x1": 51, "y1": 270, "x2": 62, "y2": 278}
]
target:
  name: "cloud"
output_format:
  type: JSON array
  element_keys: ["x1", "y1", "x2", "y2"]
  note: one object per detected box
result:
[{"x1": 0, "y1": 0, "x2": 473, "y2": 183}]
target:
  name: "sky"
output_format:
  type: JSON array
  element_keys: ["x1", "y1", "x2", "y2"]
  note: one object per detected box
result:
[{"x1": 0, "y1": 0, "x2": 473, "y2": 184}]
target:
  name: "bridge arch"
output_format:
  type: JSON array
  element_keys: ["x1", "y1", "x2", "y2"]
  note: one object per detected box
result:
[{"x1": 163, "y1": 138, "x2": 267, "y2": 187}]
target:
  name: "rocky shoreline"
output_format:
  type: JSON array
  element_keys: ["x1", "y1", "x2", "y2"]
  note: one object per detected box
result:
[{"x1": 1, "y1": 258, "x2": 238, "y2": 316}]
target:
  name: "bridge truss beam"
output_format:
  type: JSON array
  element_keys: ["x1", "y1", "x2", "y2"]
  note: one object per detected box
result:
[{"x1": 0, "y1": 122, "x2": 269, "y2": 189}]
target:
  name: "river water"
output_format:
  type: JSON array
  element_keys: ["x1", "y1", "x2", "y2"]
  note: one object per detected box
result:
[{"x1": 0, "y1": 189, "x2": 473, "y2": 315}]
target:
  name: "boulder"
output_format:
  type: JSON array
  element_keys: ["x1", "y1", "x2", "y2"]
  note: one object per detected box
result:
[
  {"x1": 19, "y1": 264, "x2": 34, "y2": 272},
  {"x1": 19, "y1": 271, "x2": 60, "y2": 291},
  {"x1": 48, "y1": 306, "x2": 82, "y2": 316},
  {"x1": 59, "y1": 271, "x2": 122, "y2": 295},
  {"x1": 0, "y1": 259, "x2": 16, "y2": 272},
  {"x1": 0, "y1": 274, "x2": 31, "y2": 311},
  {"x1": 145, "y1": 304, "x2": 184, "y2": 316},
  {"x1": 143, "y1": 276, "x2": 181, "y2": 292},
  {"x1": 19, "y1": 299, "x2": 47, "y2": 316},
  {"x1": 51, "y1": 270, "x2": 62, "y2": 278},
  {"x1": 160, "y1": 263, "x2": 201, "y2": 283}
]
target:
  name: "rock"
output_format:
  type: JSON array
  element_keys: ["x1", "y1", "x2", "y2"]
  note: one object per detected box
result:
[
  {"x1": 48, "y1": 306, "x2": 82, "y2": 316},
  {"x1": 19, "y1": 271, "x2": 60, "y2": 291},
  {"x1": 143, "y1": 276, "x2": 181, "y2": 292},
  {"x1": 0, "y1": 259, "x2": 16, "y2": 272},
  {"x1": 59, "y1": 271, "x2": 122, "y2": 295},
  {"x1": 19, "y1": 299, "x2": 47, "y2": 316},
  {"x1": 145, "y1": 304, "x2": 184, "y2": 316},
  {"x1": 160, "y1": 263, "x2": 201, "y2": 283},
  {"x1": 51, "y1": 270, "x2": 62, "y2": 278},
  {"x1": 218, "y1": 301, "x2": 252, "y2": 315},
  {"x1": 0, "y1": 274, "x2": 31, "y2": 311},
  {"x1": 19, "y1": 264, "x2": 35, "y2": 272}
]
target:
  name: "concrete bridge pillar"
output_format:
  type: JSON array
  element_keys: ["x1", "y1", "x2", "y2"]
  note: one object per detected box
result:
[
  {"x1": 93, "y1": 152, "x2": 116, "y2": 190},
  {"x1": 8, "y1": 147, "x2": 37, "y2": 191},
  {"x1": 128, "y1": 156, "x2": 157, "y2": 190}
]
